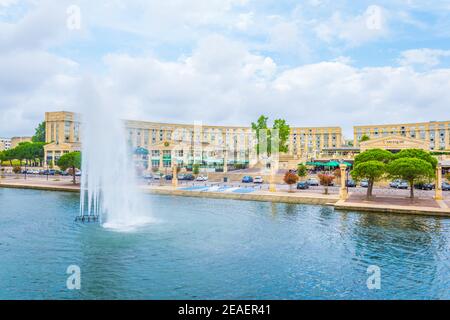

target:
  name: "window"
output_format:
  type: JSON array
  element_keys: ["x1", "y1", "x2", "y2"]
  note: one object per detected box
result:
[{"x1": 64, "y1": 121, "x2": 71, "y2": 142}]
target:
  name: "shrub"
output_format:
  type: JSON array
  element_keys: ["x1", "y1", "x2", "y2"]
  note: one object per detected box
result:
[
  {"x1": 12, "y1": 166, "x2": 21, "y2": 174},
  {"x1": 318, "y1": 173, "x2": 335, "y2": 195},
  {"x1": 284, "y1": 171, "x2": 299, "y2": 192}
]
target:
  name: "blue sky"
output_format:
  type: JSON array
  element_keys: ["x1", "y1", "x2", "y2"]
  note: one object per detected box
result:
[{"x1": 1, "y1": 0, "x2": 450, "y2": 137}]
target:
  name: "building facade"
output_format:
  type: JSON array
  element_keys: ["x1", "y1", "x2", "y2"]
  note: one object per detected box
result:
[
  {"x1": 0, "y1": 138, "x2": 11, "y2": 151},
  {"x1": 10, "y1": 136, "x2": 32, "y2": 149},
  {"x1": 44, "y1": 111, "x2": 82, "y2": 166},
  {"x1": 43, "y1": 111, "x2": 343, "y2": 168},
  {"x1": 354, "y1": 121, "x2": 450, "y2": 151}
]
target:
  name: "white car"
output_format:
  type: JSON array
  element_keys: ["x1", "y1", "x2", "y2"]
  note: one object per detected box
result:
[
  {"x1": 253, "y1": 176, "x2": 264, "y2": 184},
  {"x1": 196, "y1": 176, "x2": 208, "y2": 182}
]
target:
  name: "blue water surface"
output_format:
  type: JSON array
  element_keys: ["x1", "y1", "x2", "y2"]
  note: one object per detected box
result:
[{"x1": 0, "y1": 188, "x2": 448, "y2": 300}]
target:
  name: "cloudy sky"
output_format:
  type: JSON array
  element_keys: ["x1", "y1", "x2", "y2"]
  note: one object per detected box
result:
[{"x1": 1, "y1": 0, "x2": 450, "y2": 138}]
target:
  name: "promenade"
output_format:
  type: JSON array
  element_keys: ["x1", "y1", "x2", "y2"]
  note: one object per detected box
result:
[{"x1": 1, "y1": 175, "x2": 449, "y2": 217}]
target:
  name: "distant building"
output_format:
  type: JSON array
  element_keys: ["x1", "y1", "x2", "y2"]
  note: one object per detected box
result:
[
  {"x1": 43, "y1": 111, "x2": 344, "y2": 168},
  {"x1": 0, "y1": 138, "x2": 11, "y2": 151},
  {"x1": 11, "y1": 136, "x2": 32, "y2": 149},
  {"x1": 354, "y1": 121, "x2": 450, "y2": 152}
]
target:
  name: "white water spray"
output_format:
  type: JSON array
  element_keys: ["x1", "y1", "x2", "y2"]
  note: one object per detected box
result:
[{"x1": 79, "y1": 80, "x2": 152, "y2": 231}]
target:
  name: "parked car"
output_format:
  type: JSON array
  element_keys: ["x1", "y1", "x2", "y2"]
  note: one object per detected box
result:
[
  {"x1": 442, "y1": 182, "x2": 450, "y2": 191},
  {"x1": 196, "y1": 175, "x2": 208, "y2": 182},
  {"x1": 397, "y1": 181, "x2": 409, "y2": 189},
  {"x1": 253, "y1": 176, "x2": 264, "y2": 184},
  {"x1": 360, "y1": 179, "x2": 369, "y2": 188},
  {"x1": 414, "y1": 182, "x2": 434, "y2": 190},
  {"x1": 307, "y1": 178, "x2": 319, "y2": 186},
  {"x1": 42, "y1": 169, "x2": 56, "y2": 175},
  {"x1": 242, "y1": 176, "x2": 253, "y2": 183},
  {"x1": 346, "y1": 179, "x2": 357, "y2": 187},
  {"x1": 390, "y1": 179, "x2": 401, "y2": 188},
  {"x1": 142, "y1": 173, "x2": 153, "y2": 180},
  {"x1": 183, "y1": 174, "x2": 195, "y2": 181},
  {"x1": 296, "y1": 181, "x2": 309, "y2": 189},
  {"x1": 165, "y1": 174, "x2": 173, "y2": 180}
]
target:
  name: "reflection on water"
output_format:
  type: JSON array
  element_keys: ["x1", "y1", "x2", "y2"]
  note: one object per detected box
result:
[{"x1": 0, "y1": 188, "x2": 449, "y2": 300}]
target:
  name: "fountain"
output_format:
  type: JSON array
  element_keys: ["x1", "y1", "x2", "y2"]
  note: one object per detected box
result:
[{"x1": 78, "y1": 80, "x2": 152, "y2": 230}]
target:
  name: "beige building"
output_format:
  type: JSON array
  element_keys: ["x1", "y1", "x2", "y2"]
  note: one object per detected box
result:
[
  {"x1": 43, "y1": 111, "x2": 343, "y2": 169},
  {"x1": 354, "y1": 121, "x2": 450, "y2": 152},
  {"x1": 11, "y1": 136, "x2": 32, "y2": 149},
  {"x1": 44, "y1": 111, "x2": 82, "y2": 166}
]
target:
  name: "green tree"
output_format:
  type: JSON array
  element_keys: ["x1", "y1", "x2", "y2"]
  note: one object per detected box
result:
[
  {"x1": 351, "y1": 161, "x2": 386, "y2": 199},
  {"x1": 359, "y1": 134, "x2": 370, "y2": 142},
  {"x1": 445, "y1": 173, "x2": 450, "y2": 182},
  {"x1": 192, "y1": 163, "x2": 200, "y2": 175},
  {"x1": 351, "y1": 149, "x2": 392, "y2": 198},
  {"x1": 251, "y1": 115, "x2": 291, "y2": 155},
  {"x1": 251, "y1": 115, "x2": 269, "y2": 155},
  {"x1": 387, "y1": 158, "x2": 434, "y2": 199},
  {"x1": 273, "y1": 119, "x2": 290, "y2": 153},
  {"x1": 297, "y1": 163, "x2": 308, "y2": 179},
  {"x1": 354, "y1": 148, "x2": 392, "y2": 165},
  {"x1": 32, "y1": 121, "x2": 46, "y2": 143},
  {"x1": 393, "y1": 149, "x2": 438, "y2": 169},
  {"x1": 57, "y1": 152, "x2": 81, "y2": 184}
]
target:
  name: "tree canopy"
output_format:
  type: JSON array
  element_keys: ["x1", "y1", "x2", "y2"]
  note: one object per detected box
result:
[
  {"x1": 0, "y1": 142, "x2": 46, "y2": 166},
  {"x1": 359, "y1": 134, "x2": 370, "y2": 142},
  {"x1": 351, "y1": 149, "x2": 392, "y2": 198},
  {"x1": 387, "y1": 158, "x2": 434, "y2": 198},
  {"x1": 392, "y1": 149, "x2": 438, "y2": 169},
  {"x1": 32, "y1": 121, "x2": 46, "y2": 143},
  {"x1": 57, "y1": 152, "x2": 81, "y2": 184},
  {"x1": 354, "y1": 148, "x2": 392, "y2": 165},
  {"x1": 297, "y1": 163, "x2": 308, "y2": 178},
  {"x1": 351, "y1": 160, "x2": 386, "y2": 199},
  {"x1": 251, "y1": 115, "x2": 291, "y2": 155}
]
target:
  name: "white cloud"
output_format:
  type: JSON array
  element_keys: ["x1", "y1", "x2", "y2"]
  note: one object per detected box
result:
[
  {"x1": 1, "y1": 0, "x2": 450, "y2": 140},
  {"x1": 315, "y1": 5, "x2": 388, "y2": 47},
  {"x1": 399, "y1": 49, "x2": 450, "y2": 68}
]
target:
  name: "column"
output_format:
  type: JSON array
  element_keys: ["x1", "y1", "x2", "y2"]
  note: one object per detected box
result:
[
  {"x1": 172, "y1": 164, "x2": 178, "y2": 188},
  {"x1": 159, "y1": 150, "x2": 164, "y2": 171},
  {"x1": 339, "y1": 164, "x2": 348, "y2": 200},
  {"x1": 223, "y1": 150, "x2": 228, "y2": 173},
  {"x1": 435, "y1": 164, "x2": 443, "y2": 200}
]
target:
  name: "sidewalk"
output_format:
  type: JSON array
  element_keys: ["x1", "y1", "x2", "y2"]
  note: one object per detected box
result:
[
  {"x1": 334, "y1": 193, "x2": 450, "y2": 217},
  {"x1": 2, "y1": 177, "x2": 449, "y2": 217}
]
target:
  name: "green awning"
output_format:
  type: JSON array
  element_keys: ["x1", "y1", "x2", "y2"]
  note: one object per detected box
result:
[
  {"x1": 323, "y1": 161, "x2": 340, "y2": 167},
  {"x1": 342, "y1": 162, "x2": 353, "y2": 167}
]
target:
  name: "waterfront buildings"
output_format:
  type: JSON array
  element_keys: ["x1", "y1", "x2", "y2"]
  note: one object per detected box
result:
[
  {"x1": 42, "y1": 111, "x2": 450, "y2": 169},
  {"x1": 43, "y1": 111, "x2": 343, "y2": 168},
  {"x1": 354, "y1": 121, "x2": 450, "y2": 152}
]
